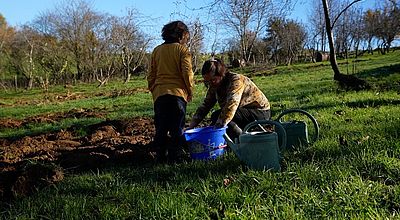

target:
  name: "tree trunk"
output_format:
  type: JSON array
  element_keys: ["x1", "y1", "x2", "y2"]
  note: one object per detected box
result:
[
  {"x1": 14, "y1": 75, "x2": 18, "y2": 90},
  {"x1": 367, "y1": 38, "x2": 373, "y2": 54},
  {"x1": 0, "y1": 81, "x2": 7, "y2": 91},
  {"x1": 321, "y1": 0, "x2": 369, "y2": 90},
  {"x1": 27, "y1": 77, "x2": 34, "y2": 90},
  {"x1": 321, "y1": 0, "x2": 342, "y2": 80},
  {"x1": 355, "y1": 41, "x2": 360, "y2": 58},
  {"x1": 124, "y1": 73, "x2": 131, "y2": 84}
]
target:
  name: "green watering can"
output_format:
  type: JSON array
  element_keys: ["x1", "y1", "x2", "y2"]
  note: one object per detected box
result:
[
  {"x1": 276, "y1": 109, "x2": 319, "y2": 151},
  {"x1": 223, "y1": 120, "x2": 286, "y2": 171},
  {"x1": 223, "y1": 109, "x2": 319, "y2": 171}
]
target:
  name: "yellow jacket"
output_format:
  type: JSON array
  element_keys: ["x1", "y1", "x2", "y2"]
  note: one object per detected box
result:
[{"x1": 147, "y1": 43, "x2": 194, "y2": 103}]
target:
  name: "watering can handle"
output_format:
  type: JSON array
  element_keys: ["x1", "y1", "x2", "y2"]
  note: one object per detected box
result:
[
  {"x1": 276, "y1": 109, "x2": 320, "y2": 144},
  {"x1": 243, "y1": 120, "x2": 287, "y2": 152}
]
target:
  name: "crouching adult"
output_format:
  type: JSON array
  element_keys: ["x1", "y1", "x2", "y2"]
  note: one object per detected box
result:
[{"x1": 188, "y1": 58, "x2": 271, "y2": 140}]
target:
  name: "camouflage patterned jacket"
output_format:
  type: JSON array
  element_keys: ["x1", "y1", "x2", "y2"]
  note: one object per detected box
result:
[{"x1": 191, "y1": 72, "x2": 270, "y2": 127}]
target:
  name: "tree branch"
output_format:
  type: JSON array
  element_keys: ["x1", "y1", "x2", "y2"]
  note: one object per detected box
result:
[{"x1": 331, "y1": 0, "x2": 362, "y2": 29}]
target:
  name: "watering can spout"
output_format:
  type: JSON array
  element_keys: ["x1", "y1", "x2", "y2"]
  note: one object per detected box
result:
[{"x1": 223, "y1": 133, "x2": 238, "y2": 151}]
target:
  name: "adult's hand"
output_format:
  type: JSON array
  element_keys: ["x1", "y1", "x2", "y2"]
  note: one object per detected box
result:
[
  {"x1": 184, "y1": 121, "x2": 197, "y2": 131},
  {"x1": 213, "y1": 122, "x2": 224, "y2": 129}
]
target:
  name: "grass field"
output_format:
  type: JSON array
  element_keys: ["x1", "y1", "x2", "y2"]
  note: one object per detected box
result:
[{"x1": 0, "y1": 51, "x2": 399, "y2": 219}]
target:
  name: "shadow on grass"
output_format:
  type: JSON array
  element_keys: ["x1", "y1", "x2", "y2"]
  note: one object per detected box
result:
[
  {"x1": 355, "y1": 63, "x2": 400, "y2": 91},
  {"x1": 284, "y1": 119, "x2": 400, "y2": 186},
  {"x1": 271, "y1": 98, "x2": 400, "y2": 119},
  {"x1": 346, "y1": 98, "x2": 400, "y2": 108},
  {"x1": 7, "y1": 153, "x2": 246, "y2": 210},
  {"x1": 291, "y1": 115, "x2": 399, "y2": 158},
  {"x1": 356, "y1": 63, "x2": 400, "y2": 79}
]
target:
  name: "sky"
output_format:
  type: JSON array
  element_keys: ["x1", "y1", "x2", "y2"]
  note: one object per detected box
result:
[
  {"x1": 0, "y1": 0, "x2": 207, "y2": 30},
  {"x1": 0, "y1": 0, "x2": 207, "y2": 48},
  {"x1": 0, "y1": 0, "x2": 380, "y2": 51}
]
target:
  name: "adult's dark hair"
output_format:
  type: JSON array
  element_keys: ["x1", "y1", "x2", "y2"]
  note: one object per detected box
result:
[
  {"x1": 201, "y1": 58, "x2": 227, "y2": 78},
  {"x1": 162, "y1": 20, "x2": 189, "y2": 43}
]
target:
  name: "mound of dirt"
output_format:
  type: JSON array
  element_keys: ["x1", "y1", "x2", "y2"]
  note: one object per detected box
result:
[{"x1": 0, "y1": 116, "x2": 156, "y2": 201}]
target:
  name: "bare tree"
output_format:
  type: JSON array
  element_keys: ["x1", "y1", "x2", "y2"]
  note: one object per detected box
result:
[
  {"x1": 10, "y1": 27, "x2": 38, "y2": 89},
  {"x1": 212, "y1": 0, "x2": 295, "y2": 62},
  {"x1": 108, "y1": 9, "x2": 152, "y2": 84},
  {"x1": 374, "y1": 0, "x2": 400, "y2": 53},
  {"x1": 311, "y1": 0, "x2": 363, "y2": 58},
  {"x1": 322, "y1": 0, "x2": 369, "y2": 89},
  {"x1": 0, "y1": 14, "x2": 15, "y2": 89},
  {"x1": 24, "y1": 0, "x2": 155, "y2": 88},
  {"x1": 45, "y1": 0, "x2": 103, "y2": 81},
  {"x1": 2, "y1": 2, "x2": 164, "y2": 89},
  {"x1": 251, "y1": 38, "x2": 268, "y2": 63},
  {"x1": 334, "y1": 1, "x2": 352, "y2": 59},
  {"x1": 265, "y1": 17, "x2": 306, "y2": 65},
  {"x1": 187, "y1": 19, "x2": 204, "y2": 73},
  {"x1": 91, "y1": 15, "x2": 116, "y2": 87},
  {"x1": 32, "y1": 14, "x2": 72, "y2": 85},
  {"x1": 309, "y1": 0, "x2": 327, "y2": 52},
  {"x1": 363, "y1": 9, "x2": 379, "y2": 54},
  {"x1": 224, "y1": 37, "x2": 242, "y2": 63},
  {"x1": 348, "y1": 6, "x2": 365, "y2": 58}
]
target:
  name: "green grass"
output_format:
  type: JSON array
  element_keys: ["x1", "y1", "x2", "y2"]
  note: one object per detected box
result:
[{"x1": 1, "y1": 51, "x2": 400, "y2": 219}]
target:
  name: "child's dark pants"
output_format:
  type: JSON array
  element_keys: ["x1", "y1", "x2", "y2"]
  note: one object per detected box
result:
[{"x1": 153, "y1": 94, "x2": 187, "y2": 162}]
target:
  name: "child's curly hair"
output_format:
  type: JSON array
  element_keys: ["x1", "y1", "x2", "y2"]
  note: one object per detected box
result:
[{"x1": 162, "y1": 21, "x2": 189, "y2": 43}]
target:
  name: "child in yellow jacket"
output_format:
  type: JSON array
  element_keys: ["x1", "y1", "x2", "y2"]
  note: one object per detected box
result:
[{"x1": 147, "y1": 21, "x2": 194, "y2": 163}]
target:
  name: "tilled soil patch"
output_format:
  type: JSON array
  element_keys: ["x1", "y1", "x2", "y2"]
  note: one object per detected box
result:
[{"x1": 0, "y1": 116, "x2": 156, "y2": 201}]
